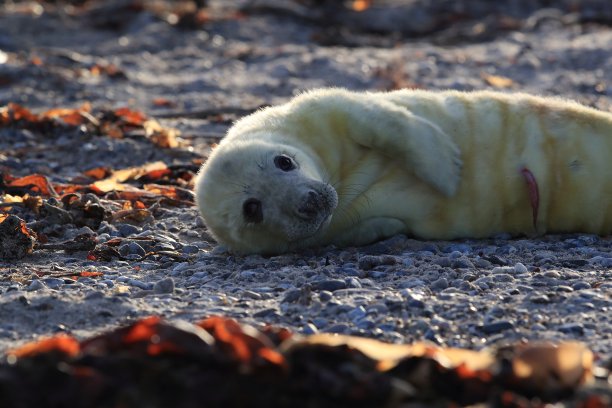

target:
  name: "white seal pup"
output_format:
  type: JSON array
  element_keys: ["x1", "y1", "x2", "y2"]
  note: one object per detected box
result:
[{"x1": 195, "y1": 88, "x2": 612, "y2": 254}]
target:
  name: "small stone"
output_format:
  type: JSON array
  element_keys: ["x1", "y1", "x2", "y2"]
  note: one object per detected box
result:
[
  {"x1": 326, "y1": 323, "x2": 349, "y2": 334},
  {"x1": 341, "y1": 267, "x2": 362, "y2": 277},
  {"x1": 431, "y1": 277, "x2": 448, "y2": 290},
  {"x1": 543, "y1": 270, "x2": 561, "y2": 279},
  {"x1": 117, "y1": 223, "x2": 141, "y2": 237},
  {"x1": 356, "y1": 319, "x2": 375, "y2": 330},
  {"x1": 119, "y1": 242, "x2": 146, "y2": 258},
  {"x1": 492, "y1": 266, "x2": 515, "y2": 274},
  {"x1": 480, "y1": 320, "x2": 514, "y2": 335},
  {"x1": 452, "y1": 258, "x2": 474, "y2": 269},
  {"x1": 319, "y1": 291, "x2": 333, "y2": 302},
  {"x1": 153, "y1": 277, "x2": 175, "y2": 294},
  {"x1": 558, "y1": 323, "x2": 584, "y2": 335},
  {"x1": 345, "y1": 277, "x2": 362, "y2": 288},
  {"x1": 312, "y1": 318, "x2": 328, "y2": 328},
  {"x1": 302, "y1": 323, "x2": 318, "y2": 335},
  {"x1": 493, "y1": 273, "x2": 515, "y2": 282},
  {"x1": 85, "y1": 291, "x2": 105, "y2": 300},
  {"x1": 514, "y1": 262, "x2": 528, "y2": 273},
  {"x1": 529, "y1": 294, "x2": 551, "y2": 304},
  {"x1": 282, "y1": 289, "x2": 301, "y2": 303},
  {"x1": 313, "y1": 279, "x2": 346, "y2": 292},
  {"x1": 435, "y1": 257, "x2": 452, "y2": 267},
  {"x1": 443, "y1": 244, "x2": 471, "y2": 253},
  {"x1": 241, "y1": 290, "x2": 261, "y2": 300},
  {"x1": 42, "y1": 278, "x2": 64, "y2": 289},
  {"x1": 348, "y1": 306, "x2": 366, "y2": 321},
  {"x1": 572, "y1": 281, "x2": 591, "y2": 290},
  {"x1": 99, "y1": 279, "x2": 115, "y2": 288},
  {"x1": 27, "y1": 279, "x2": 47, "y2": 291},
  {"x1": 407, "y1": 299, "x2": 425, "y2": 308},
  {"x1": 358, "y1": 255, "x2": 398, "y2": 270},
  {"x1": 181, "y1": 245, "x2": 199, "y2": 254},
  {"x1": 400, "y1": 278, "x2": 426, "y2": 288},
  {"x1": 253, "y1": 308, "x2": 277, "y2": 318},
  {"x1": 128, "y1": 279, "x2": 152, "y2": 290}
]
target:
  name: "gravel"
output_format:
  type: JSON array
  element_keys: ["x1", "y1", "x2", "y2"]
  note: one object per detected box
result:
[{"x1": 0, "y1": 0, "x2": 610, "y2": 368}]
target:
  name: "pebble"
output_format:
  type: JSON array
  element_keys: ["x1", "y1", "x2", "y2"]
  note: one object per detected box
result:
[
  {"x1": 27, "y1": 280, "x2": 47, "y2": 291},
  {"x1": 558, "y1": 323, "x2": 584, "y2": 335},
  {"x1": 313, "y1": 279, "x2": 346, "y2": 292},
  {"x1": 480, "y1": 320, "x2": 514, "y2": 334},
  {"x1": 356, "y1": 319, "x2": 375, "y2": 330},
  {"x1": 117, "y1": 224, "x2": 141, "y2": 237},
  {"x1": 318, "y1": 291, "x2": 333, "y2": 302},
  {"x1": 474, "y1": 258, "x2": 492, "y2": 268},
  {"x1": 358, "y1": 255, "x2": 398, "y2": 270},
  {"x1": 182, "y1": 245, "x2": 199, "y2": 254},
  {"x1": 431, "y1": 277, "x2": 449, "y2": 290},
  {"x1": 529, "y1": 294, "x2": 551, "y2": 304},
  {"x1": 345, "y1": 277, "x2": 362, "y2": 288},
  {"x1": 514, "y1": 263, "x2": 528, "y2": 273},
  {"x1": 153, "y1": 278, "x2": 175, "y2": 294},
  {"x1": 348, "y1": 306, "x2": 366, "y2": 321},
  {"x1": 452, "y1": 258, "x2": 474, "y2": 269},
  {"x1": 282, "y1": 289, "x2": 300, "y2": 303},
  {"x1": 435, "y1": 257, "x2": 452, "y2": 267},
  {"x1": 442, "y1": 244, "x2": 471, "y2": 253},
  {"x1": 572, "y1": 281, "x2": 591, "y2": 290},
  {"x1": 119, "y1": 242, "x2": 146, "y2": 258},
  {"x1": 312, "y1": 318, "x2": 328, "y2": 329},
  {"x1": 42, "y1": 278, "x2": 64, "y2": 289},
  {"x1": 326, "y1": 323, "x2": 349, "y2": 334},
  {"x1": 302, "y1": 323, "x2": 318, "y2": 335},
  {"x1": 128, "y1": 279, "x2": 153, "y2": 290}
]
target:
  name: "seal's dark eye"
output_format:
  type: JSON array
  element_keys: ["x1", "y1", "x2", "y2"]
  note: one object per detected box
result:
[
  {"x1": 243, "y1": 198, "x2": 263, "y2": 223},
  {"x1": 274, "y1": 155, "x2": 295, "y2": 171}
]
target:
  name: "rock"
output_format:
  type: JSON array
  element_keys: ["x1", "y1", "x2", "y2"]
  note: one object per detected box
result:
[
  {"x1": 117, "y1": 223, "x2": 141, "y2": 237},
  {"x1": 558, "y1": 323, "x2": 584, "y2": 335},
  {"x1": 42, "y1": 278, "x2": 64, "y2": 289},
  {"x1": 345, "y1": 277, "x2": 362, "y2": 288},
  {"x1": 348, "y1": 306, "x2": 366, "y2": 321},
  {"x1": 313, "y1": 279, "x2": 346, "y2": 292},
  {"x1": 358, "y1": 255, "x2": 398, "y2": 270},
  {"x1": 302, "y1": 323, "x2": 318, "y2": 335},
  {"x1": 153, "y1": 277, "x2": 175, "y2": 294},
  {"x1": 318, "y1": 290, "x2": 333, "y2": 302},
  {"x1": 27, "y1": 279, "x2": 47, "y2": 291},
  {"x1": 480, "y1": 320, "x2": 514, "y2": 334},
  {"x1": 572, "y1": 281, "x2": 591, "y2": 290},
  {"x1": 514, "y1": 262, "x2": 528, "y2": 273},
  {"x1": 431, "y1": 277, "x2": 448, "y2": 290},
  {"x1": 181, "y1": 244, "x2": 199, "y2": 254},
  {"x1": 118, "y1": 242, "x2": 146, "y2": 258}
]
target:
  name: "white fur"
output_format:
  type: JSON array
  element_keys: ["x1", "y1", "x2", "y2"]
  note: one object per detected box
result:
[{"x1": 195, "y1": 88, "x2": 612, "y2": 254}]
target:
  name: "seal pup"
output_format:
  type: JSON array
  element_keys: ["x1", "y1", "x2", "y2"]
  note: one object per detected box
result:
[{"x1": 195, "y1": 88, "x2": 612, "y2": 254}]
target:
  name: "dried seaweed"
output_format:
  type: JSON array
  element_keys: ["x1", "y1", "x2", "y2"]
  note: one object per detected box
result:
[{"x1": 0, "y1": 317, "x2": 609, "y2": 407}]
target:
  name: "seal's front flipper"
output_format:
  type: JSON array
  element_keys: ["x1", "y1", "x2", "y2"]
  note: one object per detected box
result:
[{"x1": 293, "y1": 89, "x2": 462, "y2": 196}]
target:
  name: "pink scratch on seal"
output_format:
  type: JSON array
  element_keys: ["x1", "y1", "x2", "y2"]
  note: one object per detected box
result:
[{"x1": 521, "y1": 167, "x2": 539, "y2": 229}]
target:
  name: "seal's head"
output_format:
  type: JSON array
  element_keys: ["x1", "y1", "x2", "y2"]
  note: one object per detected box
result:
[{"x1": 195, "y1": 137, "x2": 338, "y2": 254}]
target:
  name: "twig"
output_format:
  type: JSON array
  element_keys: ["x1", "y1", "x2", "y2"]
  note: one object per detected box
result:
[{"x1": 153, "y1": 106, "x2": 267, "y2": 119}]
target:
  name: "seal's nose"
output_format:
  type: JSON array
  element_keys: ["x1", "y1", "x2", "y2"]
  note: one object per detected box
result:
[{"x1": 296, "y1": 190, "x2": 320, "y2": 219}]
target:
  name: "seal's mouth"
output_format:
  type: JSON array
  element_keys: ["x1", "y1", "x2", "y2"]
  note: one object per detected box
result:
[
  {"x1": 294, "y1": 189, "x2": 334, "y2": 220},
  {"x1": 286, "y1": 183, "x2": 337, "y2": 243}
]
